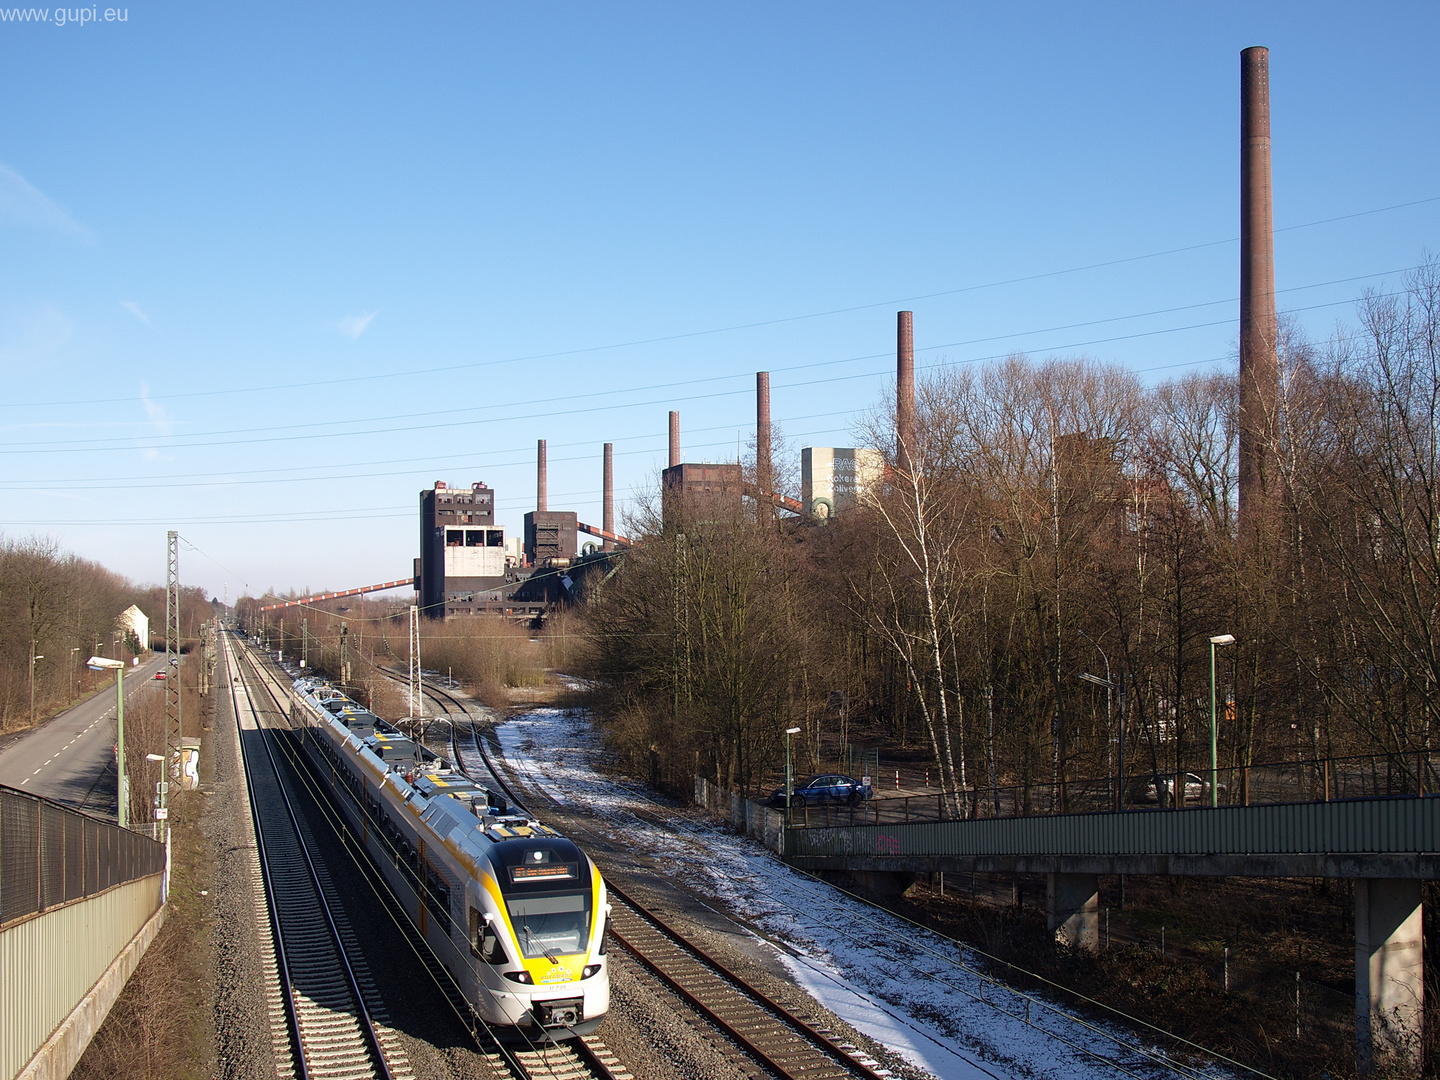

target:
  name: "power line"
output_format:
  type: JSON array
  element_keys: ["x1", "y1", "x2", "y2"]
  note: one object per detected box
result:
[
  {"x1": 0, "y1": 286, "x2": 1403, "y2": 458},
  {"x1": 3, "y1": 197, "x2": 1434, "y2": 412},
  {"x1": 0, "y1": 412, "x2": 858, "y2": 490},
  {"x1": 4, "y1": 264, "x2": 1413, "y2": 450}
]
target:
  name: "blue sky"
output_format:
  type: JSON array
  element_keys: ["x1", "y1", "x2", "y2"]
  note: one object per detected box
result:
[{"x1": 2, "y1": 1, "x2": 1437, "y2": 599}]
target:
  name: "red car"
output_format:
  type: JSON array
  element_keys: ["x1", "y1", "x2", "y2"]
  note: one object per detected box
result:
[{"x1": 153, "y1": 671, "x2": 166, "y2": 680}]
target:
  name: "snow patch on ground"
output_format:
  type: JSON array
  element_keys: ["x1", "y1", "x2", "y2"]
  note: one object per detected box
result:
[{"x1": 496, "y1": 709, "x2": 1222, "y2": 1080}]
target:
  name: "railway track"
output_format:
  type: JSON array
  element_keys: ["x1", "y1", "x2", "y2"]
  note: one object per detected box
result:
[
  {"x1": 236, "y1": 640, "x2": 628, "y2": 1080},
  {"x1": 225, "y1": 634, "x2": 409, "y2": 1080},
  {"x1": 407, "y1": 675, "x2": 886, "y2": 1080}
]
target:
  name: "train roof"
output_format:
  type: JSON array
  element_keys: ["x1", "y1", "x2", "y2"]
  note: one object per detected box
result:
[{"x1": 291, "y1": 677, "x2": 586, "y2": 876}]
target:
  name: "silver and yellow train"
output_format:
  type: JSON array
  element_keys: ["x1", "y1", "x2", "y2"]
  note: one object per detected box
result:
[{"x1": 288, "y1": 677, "x2": 610, "y2": 1038}]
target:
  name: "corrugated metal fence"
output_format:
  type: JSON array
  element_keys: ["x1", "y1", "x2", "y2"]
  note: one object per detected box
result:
[{"x1": 1, "y1": 785, "x2": 167, "y2": 1080}]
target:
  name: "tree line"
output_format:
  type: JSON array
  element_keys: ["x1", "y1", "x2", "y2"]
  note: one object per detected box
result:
[
  {"x1": 584, "y1": 261, "x2": 1440, "y2": 809},
  {"x1": 0, "y1": 535, "x2": 212, "y2": 731}
]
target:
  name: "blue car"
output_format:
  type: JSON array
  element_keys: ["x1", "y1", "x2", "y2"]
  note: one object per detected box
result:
[{"x1": 769, "y1": 774, "x2": 873, "y2": 809}]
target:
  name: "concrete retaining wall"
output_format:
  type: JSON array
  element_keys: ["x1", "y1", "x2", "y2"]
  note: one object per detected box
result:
[
  {"x1": 693, "y1": 777, "x2": 784, "y2": 854},
  {"x1": 1, "y1": 874, "x2": 165, "y2": 1080}
]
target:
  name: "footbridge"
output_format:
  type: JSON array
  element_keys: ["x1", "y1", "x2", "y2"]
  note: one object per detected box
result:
[
  {"x1": 1, "y1": 786, "x2": 167, "y2": 1080},
  {"x1": 786, "y1": 795, "x2": 1438, "y2": 1073}
]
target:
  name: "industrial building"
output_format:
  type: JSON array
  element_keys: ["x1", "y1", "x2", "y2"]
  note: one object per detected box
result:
[
  {"x1": 661, "y1": 461, "x2": 743, "y2": 525},
  {"x1": 417, "y1": 481, "x2": 513, "y2": 617},
  {"x1": 801, "y1": 447, "x2": 883, "y2": 519},
  {"x1": 523, "y1": 511, "x2": 579, "y2": 565}
]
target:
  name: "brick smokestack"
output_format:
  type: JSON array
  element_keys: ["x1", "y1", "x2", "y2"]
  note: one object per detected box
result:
[
  {"x1": 537, "y1": 438, "x2": 547, "y2": 513},
  {"x1": 1239, "y1": 46, "x2": 1278, "y2": 546},
  {"x1": 602, "y1": 442, "x2": 614, "y2": 551},
  {"x1": 756, "y1": 371, "x2": 772, "y2": 522},
  {"x1": 896, "y1": 310, "x2": 915, "y2": 474},
  {"x1": 668, "y1": 411, "x2": 681, "y2": 468}
]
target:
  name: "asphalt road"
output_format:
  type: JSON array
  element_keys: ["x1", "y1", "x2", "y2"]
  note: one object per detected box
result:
[{"x1": 0, "y1": 652, "x2": 168, "y2": 817}]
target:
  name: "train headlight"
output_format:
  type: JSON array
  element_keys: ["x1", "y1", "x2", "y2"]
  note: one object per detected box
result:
[
  {"x1": 503, "y1": 970, "x2": 533, "y2": 984},
  {"x1": 582, "y1": 964, "x2": 602, "y2": 979}
]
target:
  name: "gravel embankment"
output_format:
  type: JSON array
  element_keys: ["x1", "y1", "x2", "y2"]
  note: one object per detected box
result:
[{"x1": 209, "y1": 654, "x2": 281, "y2": 1080}]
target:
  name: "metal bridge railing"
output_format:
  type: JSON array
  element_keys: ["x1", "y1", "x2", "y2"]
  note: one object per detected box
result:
[
  {"x1": 0, "y1": 784, "x2": 166, "y2": 930},
  {"x1": 787, "y1": 749, "x2": 1440, "y2": 830}
]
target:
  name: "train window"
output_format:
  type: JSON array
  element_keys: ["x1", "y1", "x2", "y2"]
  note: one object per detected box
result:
[
  {"x1": 423, "y1": 860, "x2": 452, "y2": 926},
  {"x1": 472, "y1": 910, "x2": 508, "y2": 964},
  {"x1": 507, "y1": 894, "x2": 589, "y2": 958}
]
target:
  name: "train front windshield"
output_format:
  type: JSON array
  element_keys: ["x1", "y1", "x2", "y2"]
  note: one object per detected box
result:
[
  {"x1": 491, "y1": 837, "x2": 595, "y2": 959},
  {"x1": 508, "y1": 894, "x2": 590, "y2": 958}
]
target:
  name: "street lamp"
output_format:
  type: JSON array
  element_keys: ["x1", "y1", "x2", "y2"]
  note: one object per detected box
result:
[
  {"x1": 30, "y1": 642, "x2": 44, "y2": 727},
  {"x1": 1209, "y1": 634, "x2": 1236, "y2": 808},
  {"x1": 88, "y1": 656, "x2": 127, "y2": 828},
  {"x1": 1077, "y1": 629, "x2": 1119, "y2": 810},
  {"x1": 785, "y1": 726, "x2": 802, "y2": 824},
  {"x1": 1079, "y1": 670, "x2": 1126, "y2": 811},
  {"x1": 70, "y1": 646, "x2": 81, "y2": 699}
]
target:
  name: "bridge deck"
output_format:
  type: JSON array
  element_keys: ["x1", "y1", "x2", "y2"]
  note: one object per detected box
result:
[{"x1": 785, "y1": 794, "x2": 1440, "y2": 878}]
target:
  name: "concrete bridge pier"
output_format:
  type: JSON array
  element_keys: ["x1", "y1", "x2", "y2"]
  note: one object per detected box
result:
[
  {"x1": 1356, "y1": 878, "x2": 1423, "y2": 1075},
  {"x1": 1046, "y1": 872, "x2": 1099, "y2": 952}
]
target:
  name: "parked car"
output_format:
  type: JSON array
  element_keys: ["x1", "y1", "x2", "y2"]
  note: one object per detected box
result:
[
  {"x1": 1131, "y1": 772, "x2": 1225, "y2": 804},
  {"x1": 767, "y1": 774, "x2": 874, "y2": 809}
]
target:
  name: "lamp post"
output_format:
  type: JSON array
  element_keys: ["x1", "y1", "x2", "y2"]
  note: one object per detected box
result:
[
  {"x1": 785, "y1": 726, "x2": 802, "y2": 824},
  {"x1": 70, "y1": 646, "x2": 80, "y2": 699},
  {"x1": 1077, "y1": 630, "x2": 1115, "y2": 809},
  {"x1": 1079, "y1": 670, "x2": 1126, "y2": 811},
  {"x1": 88, "y1": 656, "x2": 126, "y2": 827},
  {"x1": 1209, "y1": 634, "x2": 1236, "y2": 808},
  {"x1": 30, "y1": 642, "x2": 44, "y2": 726}
]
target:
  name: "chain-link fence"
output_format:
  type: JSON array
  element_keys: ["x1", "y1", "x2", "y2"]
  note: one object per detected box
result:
[{"x1": 0, "y1": 784, "x2": 166, "y2": 928}]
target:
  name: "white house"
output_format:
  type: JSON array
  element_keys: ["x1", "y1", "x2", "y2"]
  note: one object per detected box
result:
[{"x1": 117, "y1": 604, "x2": 150, "y2": 652}]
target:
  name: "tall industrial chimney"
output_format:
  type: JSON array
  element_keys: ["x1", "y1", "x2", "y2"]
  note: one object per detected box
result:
[
  {"x1": 756, "y1": 371, "x2": 772, "y2": 521},
  {"x1": 602, "y1": 442, "x2": 614, "y2": 551},
  {"x1": 537, "y1": 438, "x2": 548, "y2": 513},
  {"x1": 1239, "y1": 46, "x2": 1278, "y2": 545},
  {"x1": 896, "y1": 310, "x2": 915, "y2": 474},
  {"x1": 668, "y1": 411, "x2": 681, "y2": 468}
]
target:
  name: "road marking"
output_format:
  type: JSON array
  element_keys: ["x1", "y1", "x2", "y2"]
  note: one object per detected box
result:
[{"x1": 31, "y1": 768, "x2": 42, "y2": 775}]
